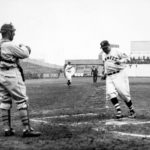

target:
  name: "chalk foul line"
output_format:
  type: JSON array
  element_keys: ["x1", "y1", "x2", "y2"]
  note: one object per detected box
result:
[{"x1": 112, "y1": 131, "x2": 150, "y2": 138}]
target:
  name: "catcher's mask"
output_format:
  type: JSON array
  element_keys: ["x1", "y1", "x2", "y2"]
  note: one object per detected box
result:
[{"x1": 0, "y1": 23, "x2": 16, "y2": 33}]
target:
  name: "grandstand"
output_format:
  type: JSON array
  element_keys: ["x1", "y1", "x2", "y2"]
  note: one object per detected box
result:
[
  {"x1": 20, "y1": 58, "x2": 62, "y2": 79},
  {"x1": 127, "y1": 41, "x2": 150, "y2": 77},
  {"x1": 130, "y1": 41, "x2": 150, "y2": 64}
]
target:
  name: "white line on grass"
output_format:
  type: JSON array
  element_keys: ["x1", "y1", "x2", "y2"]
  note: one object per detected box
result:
[
  {"x1": 31, "y1": 112, "x2": 150, "y2": 126},
  {"x1": 112, "y1": 131, "x2": 150, "y2": 138},
  {"x1": 34, "y1": 112, "x2": 99, "y2": 120},
  {"x1": 31, "y1": 118, "x2": 92, "y2": 126},
  {"x1": 31, "y1": 119, "x2": 48, "y2": 124},
  {"x1": 105, "y1": 119, "x2": 150, "y2": 126}
]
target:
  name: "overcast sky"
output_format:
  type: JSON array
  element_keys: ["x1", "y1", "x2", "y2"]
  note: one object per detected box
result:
[{"x1": 0, "y1": 0, "x2": 150, "y2": 65}]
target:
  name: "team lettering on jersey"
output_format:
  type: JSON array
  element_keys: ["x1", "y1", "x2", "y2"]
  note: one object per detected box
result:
[{"x1": 104, "y1": 56, "x2": 121, "y2": 61}]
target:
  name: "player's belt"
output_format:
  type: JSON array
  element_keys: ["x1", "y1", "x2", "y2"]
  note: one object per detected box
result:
[
  {"x1": 107, "y1": 71, "x2": 120, "y2": 76},
  {"x1": 0, "y1": 67, "x2": 15, "y2": 71}
]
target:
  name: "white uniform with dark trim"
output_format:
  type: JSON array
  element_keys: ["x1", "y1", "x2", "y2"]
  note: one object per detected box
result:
[
  {"x1": 0, "y1": 39, "x2": 30, "y2": 110},
  {"x1": 102, "y1": 48, "x2": 131, "y2": 102},
  {"x1": 65, "y1": 64, "x2": 75, "y2": 82}
]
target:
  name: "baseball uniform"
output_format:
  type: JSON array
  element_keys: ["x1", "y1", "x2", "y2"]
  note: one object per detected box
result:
[
  {"x1": 100, "y1": 40, "x2": 136, "y2": 119},
  {"x1": 102, "y1": 48, "x2": 130, "y2": 102},
  {"x1": 0, "y1": 39, "x2": 30, "y2": 110},
  {"x1": 64, "y1": 63, "x2": 75, "y2": 86},
  {"x1": 0, "y1": 23, "x2": 41, "y2": 137}
]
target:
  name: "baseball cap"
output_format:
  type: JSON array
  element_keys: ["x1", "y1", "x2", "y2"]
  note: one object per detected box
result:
[
  {"x1": 100, "y1": 40, "x2": 110, "y2": 49},
  {"x1": 0, "y1": 23, "x2": 16, "y2": 33}
]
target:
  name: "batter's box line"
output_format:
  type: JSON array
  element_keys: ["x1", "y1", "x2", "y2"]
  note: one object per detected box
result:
[
  {"x1": 31, "y1": 106, "x2": 150, "y2": 121},
  {"x1": 112, "y1": 131, "x2": 150, "y2": 139},
  {"x1": 32, "y1": 112, "x2": 99, "y2": 120},
  {"x1": 105, "y1": 119, "x2": 150, "y2": 126}
]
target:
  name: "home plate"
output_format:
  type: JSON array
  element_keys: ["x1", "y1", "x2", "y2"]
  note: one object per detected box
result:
[{"x1": 105, "y1": 118, "x2": 150, "y2": 126}]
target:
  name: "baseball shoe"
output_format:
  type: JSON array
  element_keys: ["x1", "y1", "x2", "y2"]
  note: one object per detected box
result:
[
  {"x1": 23, "y1": 129, "x2": 41, "y2": 137},
  {"x1": 128, "y1": 110, "x2": 136, "y2": 118},
  {"x1": 116, "y1": 114, "x2": 123, "y2": 120},
  {"x1": 5, "y1": 128, "x2": 15, "y2": 136},
  {"x1": 67, "y1": 81, "x2": 71, "y2": 87}
]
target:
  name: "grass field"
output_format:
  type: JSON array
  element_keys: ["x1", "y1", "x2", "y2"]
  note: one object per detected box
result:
[{"x1": 1, "y1": 77, "x2": 150, "y2": 150}]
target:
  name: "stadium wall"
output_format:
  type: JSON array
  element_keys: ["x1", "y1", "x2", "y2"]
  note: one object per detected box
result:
[{"x1": 127, "y1": 64, "x2": 150, "y2": 77}]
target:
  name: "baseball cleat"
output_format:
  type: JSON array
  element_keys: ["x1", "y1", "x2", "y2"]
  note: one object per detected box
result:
[
  {"x1": 67, "y1": 81, "x2": 71, "y2": 88},
  {"x1": 67, "y1": 80, "x2": 71, "y2": 86},
  {"x1": 23, "y1": 129, "x2": 41, "y2": 137},
  {"x1": 128, "y1": 110, "x2": 136, "y2": 118},
  {"x1": 5, "y1": 128, "x2": 15, "y2": 136},
  {"x1": 116, "y1": 114, "x2": 123, "y2": 120}
]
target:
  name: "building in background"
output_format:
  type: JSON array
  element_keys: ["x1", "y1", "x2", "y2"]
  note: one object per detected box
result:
[
  {"x1": 130, "y1": 41, "x2": 150, "y2": 59},
  {"x1": 65, "y1": 59, "x2": 103, "y2": 77}
]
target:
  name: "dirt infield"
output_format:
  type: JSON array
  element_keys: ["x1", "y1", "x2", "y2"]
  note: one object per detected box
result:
[{"x1": 1, "y1": 77, "x2": 150, "y2": 150}]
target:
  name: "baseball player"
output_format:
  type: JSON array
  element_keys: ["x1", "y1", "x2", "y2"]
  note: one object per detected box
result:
[
  {"x1": 0, "y1": 23, "x2": 41, "y2": 137},
  {"x1": 64, "y1": 62, "x2": 75, "y2": 87},
  {"x1": 100, "y1": 40, "x2": 136, "y2": 119},
  {"x1": 91, "y1": 66, "x2": 98, "y2": 83}
]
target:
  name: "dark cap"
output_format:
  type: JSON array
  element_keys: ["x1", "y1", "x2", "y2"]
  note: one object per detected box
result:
[
  {"x1": 0, "y1": 23, "x2": 16, "y2": 33},
  {"x1": 100, "y1": 40, "x2": 110, "y2": 49}
]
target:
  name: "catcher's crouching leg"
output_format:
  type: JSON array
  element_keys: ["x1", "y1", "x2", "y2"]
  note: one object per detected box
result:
[
  {"x1": 17, "y1": 101, "x2": 41, "y2": 137},
  {"x1": 0, "y1": 102, "x2": 15, "y2": 136}
]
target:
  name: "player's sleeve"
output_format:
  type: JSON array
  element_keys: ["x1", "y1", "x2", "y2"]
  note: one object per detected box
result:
[
  {"x1": 6, "y1": 43, "x2": 30, "y2": 59},
  {"x1": 117, "y1": 49, "x2": 130, "y2": 63}
]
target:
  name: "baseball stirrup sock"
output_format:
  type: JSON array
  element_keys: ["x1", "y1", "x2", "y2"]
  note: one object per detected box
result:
[
  {"x1": 114, "y1": 103, "x2": 121, "y2": 114},
  {"x1": 125, "y1": 100, "x2": 134, "y2": 112},
  {"x1": 111, "y1": 98, "x2": 121, "y2": 114},
  {"x1": 1, "y1": 109, "x2": 11, "y2": 130},
  {"x1": 19, "y1": 108, "x2": 30, "y2": 126}
]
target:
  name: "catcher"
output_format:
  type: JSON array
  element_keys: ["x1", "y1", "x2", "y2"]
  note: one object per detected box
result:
[
  {"x1": 0, "y1": 23, "x2": 41, "y2": 137},
  {"x1": 100, "y1": 40, "x2": 136, "y2": 119}
]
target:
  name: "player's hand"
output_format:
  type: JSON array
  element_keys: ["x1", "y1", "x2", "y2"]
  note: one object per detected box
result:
[
  {"x1": 101, "y1": 74, "x2": 106, "y2": 80},
  {"x1": 26, "y1": 46, "x2": 31, "y2": 54},
  {"x1": 114, "y1": 60, "x2": 121, "y2": 65}
]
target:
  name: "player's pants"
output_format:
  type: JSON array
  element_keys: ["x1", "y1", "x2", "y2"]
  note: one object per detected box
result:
[
  {"x1": 106, "y1": 69, "x2": 131, "y2": 102},
  {"x1": 93, "y1": 75, "x2": 97, "y2": 83},
  {"x1": 0, "y1": 68, "x2": 28, "y2": 110},
  {"x1": 65, "y1": 72, "x2": 72, "y2": 82}
]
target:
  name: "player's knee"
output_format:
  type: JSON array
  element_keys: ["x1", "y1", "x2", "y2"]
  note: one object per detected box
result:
[
  {"x1": 0, "y1": 103, "x2": 12, "y2": 110},
  {"x1": 17, "y1": 102, "x2": 28, "y2": 110},
  {"x1": 107, "y1": 93, "x2": 117, "y2": 101}
]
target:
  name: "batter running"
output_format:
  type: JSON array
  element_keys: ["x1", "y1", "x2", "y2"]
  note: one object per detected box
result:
[{"x1": 100, "y1": 40, "x2": 136, "y2": 119}]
